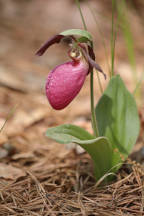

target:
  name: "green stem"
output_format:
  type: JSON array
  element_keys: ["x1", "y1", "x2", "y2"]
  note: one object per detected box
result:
[
  {"x1": 90, "y1": 69, "x2": 99, "y2": 137},
  {"x1": 75, "y1": 0, "x2": 99, "y2": 137},
  {"x1": 89, "y1": 40, "x2": 99, "y2": 137}
]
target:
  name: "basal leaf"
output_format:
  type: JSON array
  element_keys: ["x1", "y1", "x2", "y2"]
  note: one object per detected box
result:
[
  {"x1": 80, "y1": 137, "x2": 113, "y2": 182},
  {"x1": 60, "y1": 29, "x2": 92, "y2": 41},
  {"x1": 96, "y1": 75, "x2": 140, "y2": 169},
  {"x1": 46, "y1": 124, "x2": 112, "y2": 182},
  {"x1": 46, "y1": 124, "x2": 94, "y2": 144}
]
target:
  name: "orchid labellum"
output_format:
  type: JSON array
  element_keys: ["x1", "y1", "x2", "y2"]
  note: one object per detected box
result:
[{"x1": 36, "y1": 33, "x2": 105, "y2": 110}]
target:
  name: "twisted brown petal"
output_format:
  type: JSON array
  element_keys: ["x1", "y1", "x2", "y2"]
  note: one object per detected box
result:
[
  {"x1": 36, "y1": 35, "x2": 64, "y2": 56},
  {"x1": 81, "y1": 45, "x2": 106, "y2": 80}
]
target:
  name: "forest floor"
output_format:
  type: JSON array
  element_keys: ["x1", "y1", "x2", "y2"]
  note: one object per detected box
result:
[{"x1": 0, "y1": 1, "x2": 144, "y2": 215}]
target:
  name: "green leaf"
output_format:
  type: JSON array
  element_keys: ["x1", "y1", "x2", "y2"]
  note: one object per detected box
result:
[
  {"x1": 46, "y1": 124, "x2": 113, "y2": 182},
  {"x1": 60, "y1": 29, "x2": 92, "y2": 41},
  {"x1": 46, "y1": 124, "x2": 94, "y2": 144},
  {"x1": 96, "y1": 75, "x2": 140, "y2": 169}
]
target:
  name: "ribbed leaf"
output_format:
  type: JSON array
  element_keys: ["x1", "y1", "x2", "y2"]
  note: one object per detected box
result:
[
  {"x1": 46, "y1": 124, "x2": 112, "y2": 181},
  {"x1": 96, "y1": 75, "x2": 140, "y2": 170}
]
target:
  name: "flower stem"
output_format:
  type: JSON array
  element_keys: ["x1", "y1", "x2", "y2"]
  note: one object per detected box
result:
[
  {"x1": 75, "y1": 0, "x2": 99, "y2": 137},
  {"x1": 90, "y1": 40, "x2": 99, "y2": 137},
  {"x1": 90, "y1": 69, "x2": 99, "y2": 137}
]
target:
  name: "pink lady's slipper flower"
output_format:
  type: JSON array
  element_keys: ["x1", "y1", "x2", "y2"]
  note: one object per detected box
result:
[
  {"x1": 45, "y1": 50, "x2": 89, "y2": 110},
  {"x1": 36, "y1": 34, "x2": 105, "y2": 110}
]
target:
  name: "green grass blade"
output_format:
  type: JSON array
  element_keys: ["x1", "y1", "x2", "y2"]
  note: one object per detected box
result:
[
  {"x1": 87, "y1": 3, "x2": 111, "y2": 78},
  {"x1": 75, "y1": 0, "x2": 87, "y2": 31},
  {"x1": 111, "y1": 0, "x2": 117, "y2": 77},
  {"x1": 0, "y1": 105, "x2": 17, "y2": 134},
  {"x1": 117, "y1": 0, "x2": 137, "y2": 83}
]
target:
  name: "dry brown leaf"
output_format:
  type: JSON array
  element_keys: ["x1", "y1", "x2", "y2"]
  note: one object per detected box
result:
[{"x1": 0, "y1": 163, "x2": 26, "y2": 180}]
